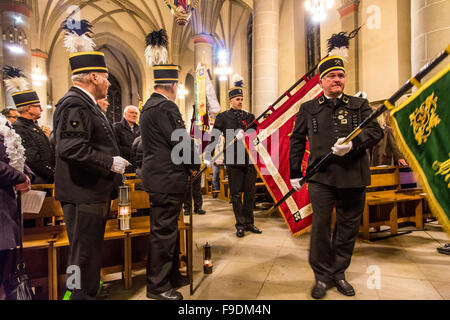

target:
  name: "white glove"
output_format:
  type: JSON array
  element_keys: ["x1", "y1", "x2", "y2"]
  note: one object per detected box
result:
[
  {"x1": 290, "y1": 178, "x2": 302, "y2": 191},
  {"x1": 111, "y1": 156, "x2": 130, "y2": 174},
  {"x1": 236, "y1": 130, "x2": 245, "y2": 140},
  {"x1": 204, "y1": 159, "x2": 212, "y2": 167},
  {"x1": 331, "y1": 138, "x2": 353, "y2": 157}
]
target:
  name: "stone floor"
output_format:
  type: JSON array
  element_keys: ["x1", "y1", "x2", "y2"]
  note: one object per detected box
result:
[{"x1": 104, "y1": 196, "x2": 450, "y2": 300}]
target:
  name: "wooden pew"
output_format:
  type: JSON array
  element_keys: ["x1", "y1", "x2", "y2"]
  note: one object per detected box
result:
[
  {"x1": 360, "y1": 166, "x2": 425, "y2": 240},
  {"x1": 24, "y1": 180, "x2": 190, "y2": 299}
]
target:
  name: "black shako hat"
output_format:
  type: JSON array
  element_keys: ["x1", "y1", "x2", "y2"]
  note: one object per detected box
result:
[
  {"x1": 229, "y1": 74, "x2": 244, "y2": 100},
  {"x1": 2, "y1": 66, "x2": 40, "y2": 108}
]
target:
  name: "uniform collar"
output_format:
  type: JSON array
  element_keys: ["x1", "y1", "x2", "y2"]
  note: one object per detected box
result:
[
  {"x1": 318, "y1": 93, "x2": 349, "y2": 105},
  {"x1": 154, "y1": 92, "x2": 170, "y2": 101},
  {"x1": 74, "y1": 85, "x2": 97, "y2": 106}
]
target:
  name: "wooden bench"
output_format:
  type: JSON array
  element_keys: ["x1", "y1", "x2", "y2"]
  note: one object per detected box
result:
[
  {"x1": 360, "y1": 166, "x2": 425, "y2": 240},
  {"x1": 23, "y1": 181, "x2": 190, "y2": 300}
]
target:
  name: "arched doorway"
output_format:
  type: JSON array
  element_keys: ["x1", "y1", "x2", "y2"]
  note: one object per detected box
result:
[{"x1": 107, "y1": 74, "x2": 122, "y2": 124}]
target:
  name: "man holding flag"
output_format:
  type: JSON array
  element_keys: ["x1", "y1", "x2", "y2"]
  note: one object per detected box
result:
[{"x1": 289, "y1": 53, "x2": 383, "y2": 299}]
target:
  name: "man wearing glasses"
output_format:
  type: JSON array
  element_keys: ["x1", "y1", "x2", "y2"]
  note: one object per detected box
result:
[
  {"x1": 289, "y1": 55, "x2": 383, "y2": 299},
  {"x1": 1, "y1": 108, "x2": 19, "y2": 124},
  {"x1": 12, "y1": 99, "x2": 55, "y2": 184}
]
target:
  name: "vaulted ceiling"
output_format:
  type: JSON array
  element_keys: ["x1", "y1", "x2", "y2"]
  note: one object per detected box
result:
[{"x1": 31, "y1": 0, "x2": 252, "y2": 60}]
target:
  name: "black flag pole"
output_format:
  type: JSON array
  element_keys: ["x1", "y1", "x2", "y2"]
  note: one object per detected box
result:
[
  {"x1": 265, "y1": 45, "x2": 450, "y2": 216},
  {"x1": 191, "y1": 61, "x2": 321, "y2": 184},
  {"x1": 191, "y1": 26, "x2": 364, "y2": 184}
]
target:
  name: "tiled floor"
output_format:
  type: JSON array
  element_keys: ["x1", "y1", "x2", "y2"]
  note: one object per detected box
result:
[{"x1": 105, "y1": 196, "x2": 450, "y2": 300}]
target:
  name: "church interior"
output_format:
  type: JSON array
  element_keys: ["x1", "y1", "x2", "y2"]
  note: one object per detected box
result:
[{"x1": 0, "y1": 0, "x2": 449, "y2": 301}]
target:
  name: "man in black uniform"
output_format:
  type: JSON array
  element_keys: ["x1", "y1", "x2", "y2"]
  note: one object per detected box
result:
[
  {"x1": 204, "y1": 76, "x2": 261, "y2": 238},
  {"x1": 289, "y1": 55, "x2": 383, "y2": 299},
  {"x1": 141, "y1": 29, "x2": 200, "y2": 300},
  {"x1": 53, "y1": 19, "x2": 129, "y2": 300},
  {"x1": 113, "y1": 105, "x2": 140, "y2": 172},
  {"x1": 9, "y1": 84, "x2": 55, "y2": 184}
]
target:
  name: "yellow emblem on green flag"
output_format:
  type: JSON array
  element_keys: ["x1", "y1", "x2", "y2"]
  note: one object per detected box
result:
[{"x1": 391, "y1": 63, "x2": 450, "y2": 234}]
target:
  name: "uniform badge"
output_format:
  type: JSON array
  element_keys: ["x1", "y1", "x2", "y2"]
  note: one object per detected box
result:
[
  {"x1": 341, "y1": 119, "x2": 348, "y2": 125},
  {"x1": 71, "y1": 120, "x2": 80, "y2": 128},
  {"x1": 338, "y1": 115, "x2": 344, "y2": 120}
]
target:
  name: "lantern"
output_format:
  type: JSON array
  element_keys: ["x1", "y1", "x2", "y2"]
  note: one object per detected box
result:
[
  {"x1": 203, "y1": 242, "x2": 213, "y2": 274},
  {"x1": 118, "y1": 184, "x2": 131, "y2": 231},
  {"x1": 164, "y1": 0, "x2": 201, "y2": 26}
]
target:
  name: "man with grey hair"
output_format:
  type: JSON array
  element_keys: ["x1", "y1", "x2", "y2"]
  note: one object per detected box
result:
[
  {"x1": 113, "y1": 105, "x2": 140, "y2": 172},
  {"x1": 53, "y1": 19, "x2": 129, "y2": 300}
]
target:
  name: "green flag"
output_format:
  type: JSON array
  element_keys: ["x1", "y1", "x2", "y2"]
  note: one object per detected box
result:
[{"x1": 391, "y1": 63, "x2": 450, "y2": 235}]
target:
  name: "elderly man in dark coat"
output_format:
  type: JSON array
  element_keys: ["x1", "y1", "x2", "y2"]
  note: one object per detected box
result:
[
  {"x1": 141, "y1": 29, "x2": 200, "y2": 300},
  {"x1": 0, "y1": 114, "x2": 32, "y2": 300},
  {"x1": 113, "y1": 105, "x2": 140, "y2": 172},
  {"x1": 289, "y1": 55, "x2": 383, "y2": 299},
  {"x1": 52, "y1": 19, "x2": 129, "y2": 300}
]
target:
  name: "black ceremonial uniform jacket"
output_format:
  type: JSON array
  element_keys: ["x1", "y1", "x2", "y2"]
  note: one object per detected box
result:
[
  {"x1": 113, "y1": 118, "x2": 140, "y2": 162},
  {"x1": 140, "y1": 92, "x2": 200, "y2": 194},
  {"x1": 53, "y1": 87, "x2": 122, "y2": 203},
  {"x1": 289, "y1": 94, "x2": 383, "y2": 188},
  {"x1": 13, "y1": 117, "x2": 55, "y2": 183},
  {"x1": 205, "y1": 109, "x2": 256, "y2": 167}
]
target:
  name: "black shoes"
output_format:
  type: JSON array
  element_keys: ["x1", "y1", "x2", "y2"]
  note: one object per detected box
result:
[
  {"x1": 212, "y1": 191, "x2": 219, "y2": 198},
  {"x1": 437, "y1": 243, "x2": 450, "y2": 255},
  {"x1": 311, "y1": 281, "x2": 330, "y2": 299},
  {"x1": 147, "y1": 288, "x2": 183, "y2": 300},
  {"x1": 171, "y1": 276, "x2": 190, "y2": 288},
  {"x1": 236, "y1": 225, "x2": 262, "y2": 237},
  {"x1": 246, "y1": 225, "x2": 262, "y2": 234},
  {"x1": 335, "y1": 279, "x2": 355, "y2": 296},
  {"x1": 184, "y1": 209, "x2": 206, "y2": 215}
]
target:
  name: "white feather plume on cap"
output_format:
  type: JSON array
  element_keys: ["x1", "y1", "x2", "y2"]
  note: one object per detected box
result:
[
  {"x1": 232, "y1": 74, "x2": 244, "y2": 88},
  {"x1": 2, "y1": 66, "x2": 30, "y2": 93},
  {"x1": 145, "y1": 29, "x2": 169, "y2": 66},
  {"x1": 61, "y1": 18, "x2": 96, "y2": 54}
]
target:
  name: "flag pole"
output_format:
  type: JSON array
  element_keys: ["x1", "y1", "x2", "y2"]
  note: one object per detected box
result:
[
  {"x1": 191, "y1": 62, "x2": 321, "y2": 184},
  {"x1": 265, "y1": 45, "x2": 450, "y2": 216}
]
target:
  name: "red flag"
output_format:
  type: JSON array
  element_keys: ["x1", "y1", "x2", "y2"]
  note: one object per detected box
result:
[{"x1": 245, "y1": 74, "x2": 323, "y2": 236}]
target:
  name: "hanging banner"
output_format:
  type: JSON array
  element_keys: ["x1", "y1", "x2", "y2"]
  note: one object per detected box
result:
[
  {"x1": 195, "y1": 63, "x2": 207, "y2": 122},
  {"x1": 244, "y1": 74, "x2": 323, "y2": 236}
]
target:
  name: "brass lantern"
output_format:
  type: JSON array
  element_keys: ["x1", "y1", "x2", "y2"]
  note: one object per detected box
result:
[
  {"x1": 203, "y1": 242, "x2": 213, "y2": 274},
  {"x1": 118, "y1": 184, "x2": 131, "y2": 231}
]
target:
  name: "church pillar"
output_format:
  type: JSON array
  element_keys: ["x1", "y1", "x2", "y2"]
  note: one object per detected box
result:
[
  {"x1": 411, "y1": 0, "x2": 450, "y2": 79},
  {"x1": 337, "y1": 0, "x2": 360, "y2": 95},
  {"x1": 0, "y1": 0, "x2": 33, "y2": 108},
  {"x1": 252, "y1": 0, "x2": 279, "y2": 116}
]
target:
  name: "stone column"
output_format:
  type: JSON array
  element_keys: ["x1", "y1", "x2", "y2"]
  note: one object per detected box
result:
[
  {"x1": 337, "y1": 0, "x2": 360, "y2": 95},
  {"x1": 0, "y1": 0, "x2": 33, "y2": 108},
  {"x1": 31, "y1": 49, "x2": 50, "y2": 127},
  {"x1": 193, "y1": 33, "x2": 215, "y2": 73},
  {"x1": 411, "y1": 0, "x2": 450, "y2": 80},
  {"x1": 252, "y1": 0, "x2": 279, "y2": 116}
]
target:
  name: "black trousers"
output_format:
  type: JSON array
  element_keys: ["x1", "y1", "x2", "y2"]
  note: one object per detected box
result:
[
  {"x1": 227, "y1": 165, "x2": 257, "y2": 229},
  {"x1": 61, "y1": 201, "x2": 110, "y2": 300},
  {"x1": 308, "y1": 182, "x2": 365, "y2": 284},
  {"x1": 0, "y1": 249, "x2": 18, "y2": 299},
  {"x1": 147, "y1": 192, "x2": 184, "y2": 294},
  {"x1": 183, "y1": 176, "x2": 203, "y2": 212}
]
